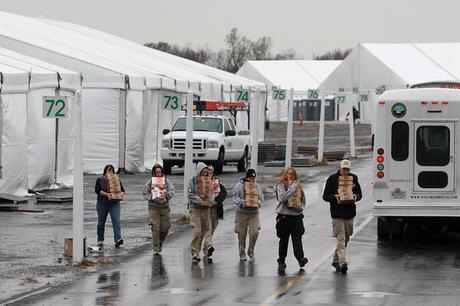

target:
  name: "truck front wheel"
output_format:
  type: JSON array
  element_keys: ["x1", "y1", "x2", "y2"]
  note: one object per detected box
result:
[
  {"x1": 237, "y1": 149, "x2": 248, "y2": 172},
  {"x1": 163, "y1": 161, "x2": 172, "y2": 175},
  {"x1": 214, "y1": 150, "x2": 224, "y2": 175}
]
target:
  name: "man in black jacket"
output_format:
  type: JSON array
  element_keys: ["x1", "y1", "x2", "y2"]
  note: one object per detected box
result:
[{"x1": 322, "y1": 159, "x2": 362, "y2": 274}]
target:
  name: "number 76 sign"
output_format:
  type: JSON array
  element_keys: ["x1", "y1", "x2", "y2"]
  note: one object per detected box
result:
[{"x1": 42, "y1": 96, "x2": 69, "y2": 118}]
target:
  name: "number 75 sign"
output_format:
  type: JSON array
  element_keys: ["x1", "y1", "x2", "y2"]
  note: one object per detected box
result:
[{"x1": 42, "y1": 96, "x2": 69, "y2": 118}]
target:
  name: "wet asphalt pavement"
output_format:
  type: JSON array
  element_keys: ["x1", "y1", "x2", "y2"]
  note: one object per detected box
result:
[{"x1": 6, "y1": 156, "x2": 460, "y2": 306}]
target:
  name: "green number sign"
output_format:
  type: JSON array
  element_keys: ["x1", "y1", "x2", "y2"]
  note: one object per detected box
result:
[
  {"x1": 307, "y1": 89, "x2": 319, "y2": 99},
  {"x1": 336, "y1": 95, "x2": 346, "y2": 104},
  {"x1": 272, "y1": 89, "x2": 286, "y2": 101},
  {"x1": 360, "y1": 94, "x2": 369, "y2": 102},
  {"x1": 163, "y1": 95, "x2": 180, "y2": 110},
  {"x1": 236, "y1": 89, "x2": 249, "y2": 102},
  {"x1": 42, "y1": 96, "x2": 69, "y2": 118}
]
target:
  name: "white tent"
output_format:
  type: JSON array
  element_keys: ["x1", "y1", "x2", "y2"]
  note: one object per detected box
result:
[
  {"x1": 0, "y1": 64, "x2": 29, "y2": 198},
  {"x1": 237, "y1": 60, "x2": 341, "y2": 121},
  {"x1": 0, "y1": 11, "x2": 266, "y2": 172},
  {"x1": 319, "y1": 43, "x2": 460, "y2": 124},
  {"x1": 38, "y1": 17, "x2": 267, "y2": 162},
  {"x1": 0, "y1": 11, "x2": 173, "y2": 173},
  {"x1": 0, "y1": 52, "x2": 80, "y2": 198},
  {"x1": 0, "y1": 48, "x2": 80, "y2": 191}
]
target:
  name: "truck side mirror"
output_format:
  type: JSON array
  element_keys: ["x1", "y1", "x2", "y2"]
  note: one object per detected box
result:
[
  {"x1": 225, "y1": 130, "x2": 236, "y2": 136},
  {"x1": 162, "y1": 129, "x2": 170, "y2": 135}
]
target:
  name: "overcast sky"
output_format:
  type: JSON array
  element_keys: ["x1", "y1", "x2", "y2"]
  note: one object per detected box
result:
[{"x1": 2, "y1": 0, "x2": 460, "y2": 59}]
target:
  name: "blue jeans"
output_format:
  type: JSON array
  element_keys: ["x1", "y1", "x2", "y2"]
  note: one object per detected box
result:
[{"x1": 97, "y1": 201, "x2": 121, "y2": 243}]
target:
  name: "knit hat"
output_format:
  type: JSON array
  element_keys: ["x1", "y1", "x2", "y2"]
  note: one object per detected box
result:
[
  {"x1": 246, "y1": 168, "x2": 256, "y2": 178},
  {"x1": 196, "y1": 162, "x2": 208, "y2": 176}
]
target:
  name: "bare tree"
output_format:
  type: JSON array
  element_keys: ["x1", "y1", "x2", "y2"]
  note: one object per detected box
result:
[
  {"x1": 144, "y1": 41, "x2": 212, "y2": 64},
  {"x1": 251, "y1": 36, "x2": 273, "y2": 60},
  {"x1": 144, "y1": 28, "x2": 307, "y2": 72},
  {"x1": 273, "y1": 49, "x2": 298, "y2": 60},
  {"x1": 313, "y1": 48, "x2": 352, "y2": 60},
  {"x1": 220, "y1": 28, "x2": 253, "y2": 73}
]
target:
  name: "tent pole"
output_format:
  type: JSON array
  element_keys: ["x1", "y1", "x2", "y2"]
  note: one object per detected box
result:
[
  {"x1": 318, "y1": 87, "x2": 326, "y2": 163},
  {"x1": 183, "y1": 91, "x2": 194, "y2": 215},
  {"x1": 349, "y1": 95, "x2": 356, "y2": 158},
  {"x1": 72, "y1": 90, "x2": 84, "y2": 263},
  {"x1": 285, "y1": 88, "x2": 294, "y2": 168}
]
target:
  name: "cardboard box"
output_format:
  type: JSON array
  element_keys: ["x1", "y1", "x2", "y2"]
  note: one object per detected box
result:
[
  {"x1": 338, "y1": 176, "x2": 353, "y2": 182},
  {"x1": 197, "y1": 176, "x2": 213, "y2": 206},
  {"x1": 287, "y1": 181, "x2": 302, "y2": 208},
  {"x1": 151, "y1": 177, "x2": 166, "y2": 199},
  {"x1": 107, "y1": 174, "x2": 123, "y2": 200},
  {"x1": 244, "y1": 181, "x2": 260, "y2": 208},
  {"x1": 338, "y1": 176, "x2": 354, "y2": 204},
  {"x1": 212, "y1": 179, "x2": 221, "y2": 198},
  {"x1": 64, "y1": 237, "x2": 87, "y2": 257}
]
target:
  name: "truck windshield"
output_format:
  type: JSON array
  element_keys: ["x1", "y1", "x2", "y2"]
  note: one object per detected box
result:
[{"x1": 172, "y1": 117, "x2": 223, "y2": 133}]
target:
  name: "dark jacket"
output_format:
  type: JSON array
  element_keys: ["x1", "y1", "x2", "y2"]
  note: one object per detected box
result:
[
  {"x1": 322, "y1": 171, "x2": 362, "y2": 219},
  {"x1": 214, "y1": 180, "x2": 227, "y2": 219},
  {"x1": 95, "y1": 176, "x2": 125, "y2": 205}
]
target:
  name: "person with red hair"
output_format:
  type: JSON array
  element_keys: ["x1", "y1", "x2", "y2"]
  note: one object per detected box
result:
[{"x1": 275, "y1": 167, "x2": 308, "y2": 270}]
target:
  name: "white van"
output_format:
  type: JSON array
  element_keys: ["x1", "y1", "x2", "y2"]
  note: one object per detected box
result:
[{"x1": 372, "y1": 85, "x2": 460, "y2": 238}]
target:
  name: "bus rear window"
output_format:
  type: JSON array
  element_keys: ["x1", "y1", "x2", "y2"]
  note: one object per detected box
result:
[
  {"x1": 391, "y1": 121, "x2": 409, "y2": 161},
  {"x1": 416, "y1": 126, "x2": 450, "y2": 166},
  {"x1": 418, "y1": 171, "x2": 448, "y2": 188}
]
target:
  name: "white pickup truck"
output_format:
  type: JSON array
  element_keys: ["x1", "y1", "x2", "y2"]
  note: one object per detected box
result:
[{"x1": 160, "y1": 115, "x2": 251, "y2": 174}]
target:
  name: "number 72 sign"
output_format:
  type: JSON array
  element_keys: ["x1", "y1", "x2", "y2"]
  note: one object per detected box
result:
[{"x1": 42, "y1": 96, "x2": 69, "y2": 118}]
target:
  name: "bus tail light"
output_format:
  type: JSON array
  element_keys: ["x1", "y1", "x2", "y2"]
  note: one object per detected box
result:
[{"x1": 377, "y1": 147, "x2": 384, "y2": 179}]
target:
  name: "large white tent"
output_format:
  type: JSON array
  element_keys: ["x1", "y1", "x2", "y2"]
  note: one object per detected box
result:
[
  {"x1": 237, "y1": 60, "x2": 341, "y2": 121},
  {"x1": 0, "y1": 48, "x2": 80, "y2": 198},
  {"x1": 319, "y1": 43, "x2": 460, "y2": 124},
  {"x1": 39, "y1": 16, "x2": 267, "y2": 164},
  {"x1": 41, "y1": 17, "x2": 267, "y2": 147},
  {"x1": 0, "y1": 11, "x2": 266, "y2": 173}
]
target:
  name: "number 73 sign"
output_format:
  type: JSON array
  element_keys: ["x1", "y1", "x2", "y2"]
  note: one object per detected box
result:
[{"x1": 42, "y1": 96, "x2": 69, "y2": 118}]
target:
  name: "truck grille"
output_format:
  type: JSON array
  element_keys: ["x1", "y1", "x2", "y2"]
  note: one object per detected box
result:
[{"x1": 171, "y1": 138, "x2": 207, "y2": 150}]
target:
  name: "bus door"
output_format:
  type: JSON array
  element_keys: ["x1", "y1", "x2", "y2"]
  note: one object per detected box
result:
[{"x1": 413, "y1": 121, "x2": 455, "y2": 192}]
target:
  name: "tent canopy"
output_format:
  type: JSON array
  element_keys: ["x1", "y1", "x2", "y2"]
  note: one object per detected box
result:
[
  {"x1": 237, "y1": 60, "x2": 341, "y2": 93},
  {"x1": 0, "y1": 47, "x2": 80, "y2": 91},
  {"x1": 320, "y1": 43, "x2": 460, "y2": 92},
  {"x1": 0, "y1": 11, "x2": 264, "y2": 95},
  {"x1": 41, "y1": 18, "x2": 264, "y2": 90}
]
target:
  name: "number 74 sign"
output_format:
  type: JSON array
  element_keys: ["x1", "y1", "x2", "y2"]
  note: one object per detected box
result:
[{"x1": 42, "y1": 96, "x2": 69, "y2": 118}]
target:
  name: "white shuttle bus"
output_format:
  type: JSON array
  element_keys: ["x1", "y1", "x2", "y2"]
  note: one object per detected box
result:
[{"x1": 373, "y1": 83, "x2": 460, "y2": 238}]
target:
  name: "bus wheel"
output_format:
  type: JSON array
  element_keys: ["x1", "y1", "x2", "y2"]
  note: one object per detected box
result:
[{"x1": 377, "y1": 217, "x2": 389, "y2": 240}]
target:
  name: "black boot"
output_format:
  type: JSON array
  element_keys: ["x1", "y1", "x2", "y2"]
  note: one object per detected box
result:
[{"x1": 340, "y1": 263, "x2": 348, "y2": 274}]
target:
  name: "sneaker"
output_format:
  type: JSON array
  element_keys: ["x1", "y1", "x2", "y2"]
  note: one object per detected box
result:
[
  {"x1": 207, "y1": 247, "x2": 215, "y2": 258},
  {"x1": 97, "y1": 241, "x2": 104, "y2": 248},
  {"x1": 240, "y1": 254, "x2": 247, "y2": 261},
  {"x1": 248, "y1": 253, "x2": 255, "y2": 262},
  {"x1": 115, "y1": 239, "x2": 124, "y2": 248},
  {"x1": 299, "y1": 257, "x2": 309, "y2": 268},
  {"x1": 192, "y1": 255, "x2": 201, "y2": 263},
  {"x1": 277, "y1": 259, "x2": 287, "y2": 269},
  {"x1": 340, "y1": 263, "x2": 348, "y2": 274}
]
